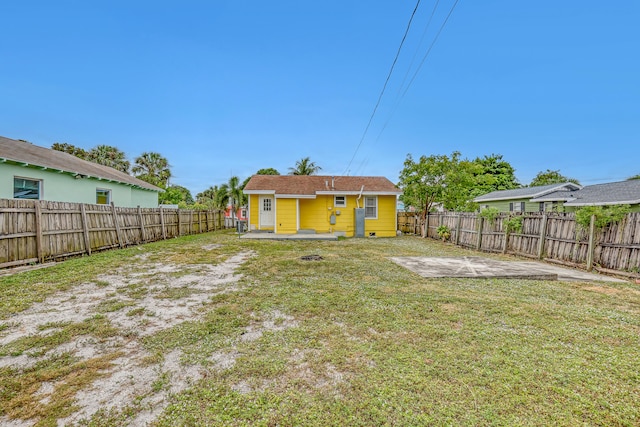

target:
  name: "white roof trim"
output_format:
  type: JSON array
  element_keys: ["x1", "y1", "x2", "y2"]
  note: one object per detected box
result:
[{"x1": 564, "y1": 199, "x2": 640, "y2": 206}]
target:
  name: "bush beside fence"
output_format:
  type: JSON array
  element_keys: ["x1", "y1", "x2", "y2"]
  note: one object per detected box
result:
[
  {"x1": 398, "y1": 211, "x2": 640, "y2": 278},
  {"x1": 0, "y1": 199, "x2": 227, "y2": 269}
]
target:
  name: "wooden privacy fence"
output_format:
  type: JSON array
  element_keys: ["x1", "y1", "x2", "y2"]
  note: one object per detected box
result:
[
  {"x1": 0, "y1": 199, "x2": 228, "y2": 269},
  {"x1": 398, "y1": 211, "x2": 640, "y2": 278}
]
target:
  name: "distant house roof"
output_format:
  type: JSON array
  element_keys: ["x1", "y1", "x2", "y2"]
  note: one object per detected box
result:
[
  {"x1": 0, "y1": 136, "x2": 162, "y2": 192},
  {"x1": 529, "y1": 189, "x2": 578, "y2": 202},
  {"x1": 243, "y1": 175, "x2": 401, "y2": 197},
  {"x1": 474, "y1": 183, "x2": 582, "y2": 203},
  {"x1": 564, "y1": 180, "x2": 640, "y2": 206}
]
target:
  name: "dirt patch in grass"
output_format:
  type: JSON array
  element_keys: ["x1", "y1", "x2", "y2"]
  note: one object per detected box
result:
[{"x1": 0, "y1": 250, "x2": 256, "y2": 426}]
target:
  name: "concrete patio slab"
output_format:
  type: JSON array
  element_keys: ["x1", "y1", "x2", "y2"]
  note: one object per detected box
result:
[{"x1": 390, "y1": 256, "x2": 626, "y2": 283}]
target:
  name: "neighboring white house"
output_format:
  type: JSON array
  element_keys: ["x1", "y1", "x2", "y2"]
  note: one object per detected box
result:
[{"x1": 0, "y1": 136, "x2": 162, "y2": 207}]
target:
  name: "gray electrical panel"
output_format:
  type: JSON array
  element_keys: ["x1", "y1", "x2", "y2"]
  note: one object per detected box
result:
[{"x1": 354, "y1": 208, "x2": 365, "y2": 238}]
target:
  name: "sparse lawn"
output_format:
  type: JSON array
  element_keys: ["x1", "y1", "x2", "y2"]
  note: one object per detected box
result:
[{"x1": 1, "y1": 231, "x2": 639, "y2": 426}]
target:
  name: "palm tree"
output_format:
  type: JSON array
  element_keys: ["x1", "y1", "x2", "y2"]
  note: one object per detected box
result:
[
  {"x1": 87, "y1": 145, "x2": 130, "y2": 173},
  {"x1": 132, "y1": 152, "x2": 171, "y2": 188},
  {"x1": 196, "y1": 185, "x2": 229, "y2": 210},
  {"x1": 226, "y1": 176, "x2": 246, "y2": 225},
  {"x1": 288, "y1": 157, "x2": 322, "y2": 175}
]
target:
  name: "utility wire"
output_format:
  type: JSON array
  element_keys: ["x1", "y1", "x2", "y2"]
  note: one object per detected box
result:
[
  {"x1": 403, "y1": 0, "x2": 460, "y2": 97},
  {"x1": 342, "y1": 0, "x2": 422, "y2": 176},
  {"x1": 373, "y1": 0, "x2": 460, "y2": 145}
]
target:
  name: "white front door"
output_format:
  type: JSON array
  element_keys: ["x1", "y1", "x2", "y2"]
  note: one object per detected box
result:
[{"x1": 259, "y1": 196, "x2": 275, "y2": 228}]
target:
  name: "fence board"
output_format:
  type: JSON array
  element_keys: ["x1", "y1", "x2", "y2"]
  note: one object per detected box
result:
[{"x1": 0, "y1": 199, "x2": 227, "y2": 268}]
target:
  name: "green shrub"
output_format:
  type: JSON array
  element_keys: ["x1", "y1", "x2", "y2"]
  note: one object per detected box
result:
[
  {"x1": 436, "y1": 225, "x2": 451, "y2": 241},
  {"x1": 575, "y1": 205, "x2": 630, "y2": 231},
  {"x1": 479, "y1": 207, "x2": 500, "y2": 226},
  {"x1": 503, "y1": 215, "x2": 523, "y2": 234}
]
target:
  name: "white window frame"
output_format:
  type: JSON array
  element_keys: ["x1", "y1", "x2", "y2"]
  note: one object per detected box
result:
[
  {"x1": 364, "y1": 196, "x2": 377, "y2": 219},
  {"x1": 13, "y1": 176, "x2": 42, "y2": 200},
  {"x1": 96, "y1": 188, "x2": 112, "y2": 205},
  {"x1": 334, "y1": 195, "x2": 346, "y2": 208},
  {"x1": 510, "y1": 202, "x2": 525, "y2": 212}
]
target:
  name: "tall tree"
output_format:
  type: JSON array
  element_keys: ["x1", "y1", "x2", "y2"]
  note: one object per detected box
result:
[
  {"x1": 132, "y1": 152, "x2": 171, "y2": 188},
  {"x1": 51, "y1": 142, "x2": 88, "y2": 159},
  {"x1": 529, "y1": 169, "x2": 580, "y2": 187},
  {"x1": 470, "y1": 154, "x2": 520, "y2": 198},
  {"x1": 288, "y1": 157, "x2": 321, "y2": 175},
  {"x1": 87, "y1": 145, "x2": 131, "y2": 173},
  {"x1": 196, "y1": 185, "x2": 230, "y2": 210},
  {"x1": 398, "y1": 152, "x2": 478, "y2": 235},
  {"x1": 159, "y1": 185, "x2": 193, "y2": 205},
  {"x1": 256, "y1": 168, "x2": 280, "y2": 175}
]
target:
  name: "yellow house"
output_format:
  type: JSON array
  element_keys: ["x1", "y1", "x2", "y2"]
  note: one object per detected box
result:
[{"x1": 243, "y1": 175, "x2": 401, "y2": 237}]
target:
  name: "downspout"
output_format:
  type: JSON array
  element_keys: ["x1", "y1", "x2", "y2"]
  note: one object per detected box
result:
[{"x1": 356, "y1": 185, "x2": 364, "y2": 208}]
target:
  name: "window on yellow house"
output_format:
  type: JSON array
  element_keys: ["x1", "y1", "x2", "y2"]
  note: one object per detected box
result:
[
  {"x1": 334, "y1": 195, "x2": 346, "y2": 207},
  {"x1": 365, "y1": 196, "x2": 377, "y2": 219}
]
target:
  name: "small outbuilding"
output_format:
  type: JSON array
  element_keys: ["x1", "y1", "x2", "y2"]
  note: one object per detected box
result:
[{"x1": 243, "y1": 175, "x2": 401, "y2": 237}]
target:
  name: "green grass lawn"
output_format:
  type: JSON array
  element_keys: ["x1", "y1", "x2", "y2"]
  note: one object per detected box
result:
[{"x1": 1, "y1": 231, "x2": 639, "y2": 426}]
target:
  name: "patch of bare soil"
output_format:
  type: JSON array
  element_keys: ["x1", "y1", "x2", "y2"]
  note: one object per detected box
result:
[{"x1": 0, "y1": 250, "x2": 306, "y2": 426}]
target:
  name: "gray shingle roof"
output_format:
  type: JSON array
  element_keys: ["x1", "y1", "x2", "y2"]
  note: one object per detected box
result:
[
  {"x1": 474, "y1": 183, "x2": 582, "y2": 202},
  {"x1": 529, "y1": 189, "x2": 577, "y2": 202},
  {"x1": 0, "y1": 136, "x2": 162, "y2": 192},
  {"x1": 564, "y1": 180, "x2": 640, "y2": 206}
]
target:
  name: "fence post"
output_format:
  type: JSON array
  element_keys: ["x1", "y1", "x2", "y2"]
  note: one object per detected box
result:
[
  {"x1": 137, "y1": 206, "x2": 145, "y2": 243},
  {"x1": 34, "y1": 201, "x2": 44, "y2": 264},
  {"x1": 586, "y1": 214, "x2": 596, "y2": 271},
  {"x1": 160, "y1": 206, "x2": 167, "y2": 240},
  {"x1": 111, "y1": 202, "x2": 124, "y2": 248},
  {"x1": 176, "y1": 210, "x2": 182, "y2": 236},
  {"x1": 537, "y1": 214, "x2": 548, "y2": 259},
  {"x1": 190, "y1": 210, "x2": 194, "y2": 234},
  {"x1": 80, "y1": 203, "x2": 92, "y2": 256},
  {"x1": 476, "y1": 216, "x2": 484, "y2": 250},
  {"x1": 454, "y1": 213, "x2": 462, "y2": 245},
  {"x1": 423, "y1": 212, "x2": 429, "y2": 238}
]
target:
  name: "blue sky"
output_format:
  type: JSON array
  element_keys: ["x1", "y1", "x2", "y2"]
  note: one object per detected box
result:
[{"x1": 2, "y1": 1, "x2": 639, "y2": 195}]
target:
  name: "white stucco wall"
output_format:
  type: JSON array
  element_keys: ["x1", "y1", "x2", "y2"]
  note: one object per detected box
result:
[{"x1": 1, "y1": 163, "x2": 159, "y2": 207}]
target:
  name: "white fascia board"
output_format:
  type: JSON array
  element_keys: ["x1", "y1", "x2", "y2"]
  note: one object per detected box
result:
[
  {"x1": 565, "y1": 199, "x2": 640, "y2": 206},
  {"x1": 243, "y1": 190, "x2": 275, "y2": 195}
]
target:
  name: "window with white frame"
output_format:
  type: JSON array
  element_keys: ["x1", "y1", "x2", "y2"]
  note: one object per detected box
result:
[
  {"x1": 96, "y1": 188, "x2": 111, "y2": 205},
  {"x1": 510, "y1": 201, "x2": 525, "y2": 212},
  {"x1": 334, "y1": 195, "x2": 346, "y2": 207},
  {"x1": 364, "y1": 196, "x2": 377, "y2": 218},
  {"x1": 14, "y1": 177, "x2": 41, "y2": 199}
]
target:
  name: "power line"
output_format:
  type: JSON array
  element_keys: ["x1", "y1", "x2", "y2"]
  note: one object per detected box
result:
[
  {"x1": 402, "y1": 0, "x2": 460, "y2": 98},
  {"x1": 342, "y1": 0, "x2": 422, "y2": 176}
]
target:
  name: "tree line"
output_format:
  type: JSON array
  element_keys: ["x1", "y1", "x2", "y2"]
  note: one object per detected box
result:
[
  {"x1": 53, "y1": 143, "x2": 324, "y2": 211},
  {"x1": 52, "y1": 143, "x2": 184, "y2": 205},
  {"x1": 193, "y1": 157, "x2": 322, "y2": 214},
  {"x1": 398, "y1": 151, "x2": 639, "y2": 218}
]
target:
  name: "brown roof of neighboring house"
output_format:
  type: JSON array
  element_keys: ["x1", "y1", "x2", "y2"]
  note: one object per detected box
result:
[
  {"x1": 0, "y1": 136, "x2": 162, "y2": 192},
  {"x1": 243, "y1": 175, "x2": 401, "y2": 195}
]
